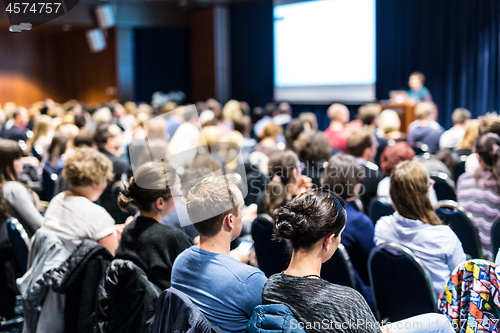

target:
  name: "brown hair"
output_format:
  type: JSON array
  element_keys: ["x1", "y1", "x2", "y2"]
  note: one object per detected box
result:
[
  {"x1": 347, "y1": 127, "x2": 373, "y2": 157},
  {"x1": 118, "y1": 162, "x2": 176, "y2": 213},
  {"x1": 409, "y1": 71, "x2": 425, "y2": 84},
  {"x1": 295, "y1": 131, "x2": 331, "y2": 164},
  {"x1": 473, "y1": 133, "x2": 500, "y2": 190},
  {"x1": 358, "y1": 104, "x2": 382, "y2": 126},
  {"x1": 0, "y1": 139, "x2": 23, "y2": 183},
  {"x1": 62, "y1": 147, "x2": 113, "y2": 188},
  {"x1": 321, "y1": 154, "x2": 365, "y2": 200},
  {"x1": 259, "y1": 122, "x2": 283, "y2": 140},
  {"x1": 390, "y1": 160, "x2": 441, "y2": 225},
  {"x1": 457, "y1": 119, "x2": 480, "y2": 150},
  {"x1": 451, "y1": 108, "x2": 471, "y2": 125},
  {"x1": 48, "y1": 131, "x2": 70, "y2": 168},
  {"x1": 266, "y1": 150, "x2": 299, "y2": 217},
  {"x1": 478, "y1": 113, "x2": 500, "y2": 136}
]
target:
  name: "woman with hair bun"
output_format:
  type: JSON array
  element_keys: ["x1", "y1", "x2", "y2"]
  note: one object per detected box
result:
[
  {"x1": 458, "y1": 133, "x2": 500, "y2": 260},
  {"x1": 115, "y1": 162, "x2": 193, "y2": 290},
  {"x1": 261, "y1": 188, "x2": 455, "y2": 333}
]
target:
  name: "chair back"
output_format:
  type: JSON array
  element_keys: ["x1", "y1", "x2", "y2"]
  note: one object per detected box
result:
[
  {"x1": 453, "y1": 160, "x2": 466, "y2": 184},
  {"x1": 491, "y1": 218, "x2": 500, "y2": 259},
  {"x1": 369, "y1": 199, "x2": 395, "y2": 225},
  {"x1": 430, "y1": 172, "x2": 457, "y2": 202},
  {"x1": 368, "y1": 243, "x2": 437, "y2": 322},
  {"x1": 6, "y1": 218, "x2": 29, "y2": 274},
  {"x1": 321, "y1": 243, "x2": 357, "y2": 289},
  {"x1": 435, "y1": 200, "x2": 482, "y2": 259},
  {"x1": 251, "y1": 214, "x2": 291, "y2": 278}
]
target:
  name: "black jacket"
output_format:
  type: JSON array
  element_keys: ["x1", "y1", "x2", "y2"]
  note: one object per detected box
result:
[
  {"x1": 0, "y1": 220, "x2": 22, "y2": 319},
  {"x1": 148, "y1": 288, "x2": 221, "y2": 333},
  {"x1": 52, "y1": 240, "x2": 114, "y2": 333},
  {"x1": 91, "y1": 259, "x2": 162, "y2": 333}
]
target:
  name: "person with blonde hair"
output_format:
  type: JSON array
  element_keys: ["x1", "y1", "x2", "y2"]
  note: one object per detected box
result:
[
  {"x1": 377, "y1": 109, "x2": 405, "y2": 141},
  {"x1": 408, "y1": 102, "x2": 444, "y2": 154},
  {"x1": 30, "y1": 114, "x2": 54, "y2": 159},
  {"x1": 324, "y1": 103, "x2": 350, "y2": 152},
  {"x1": 375, "y1": 160, "x2": 465, "y2": 299},
  {"x1": 456, "y1": 119, "x2": 479, "y2": 157},
  {"x1": 43, "y1": 147, "x2": 119, "y2": 254}
]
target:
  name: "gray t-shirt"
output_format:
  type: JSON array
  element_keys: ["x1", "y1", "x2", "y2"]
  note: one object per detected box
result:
[{"x1": 262, "y1": 272, "x2": 380, "y2": 333}]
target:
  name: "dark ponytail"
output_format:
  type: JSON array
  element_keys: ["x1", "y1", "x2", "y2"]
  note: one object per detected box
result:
[
  {"x1": 474, "y1": 133, "x2": 500, "y2": 190},
  {"x1": 118, "y1": 162, "x2": 177, "y2": 213},
  {"x1": 274, "y1": 189, "x2": 346, "y2": 250},
  {"x1": 265, "y1": 150, "x2": 299, "y2": 218}
]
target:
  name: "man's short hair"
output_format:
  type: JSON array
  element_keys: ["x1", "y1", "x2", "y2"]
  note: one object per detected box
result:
[
  {"x1": 93, "y1": 123, "x2": 114, "y2": 151},
  {"x1": 409, "y1": 71, "x2": 425, "y2": 84},
  {"x1": 347, "y1": 127, "x2": 373, "y2": 157},
  {"x1": 478, "y1": 113, "x2": 500, "y2": 136},
  {"x1": 358, "y1": 104, "x2": 382, "y2": 126},
  {"x1": 321, "y1": 154, "x2": 365, "y2": 200},
  {"x1": 414, "y1": 102, "x2": 436, "y2": 120},
  {"x1": 451, "y1": 108, "x2": 471, "y2": 125},
  {"x1": 327, "y1": 103, "x2": 348, "y2": 121},
  {"x1": 186, "y1": 175, "x2": 240, "y2": 237}
]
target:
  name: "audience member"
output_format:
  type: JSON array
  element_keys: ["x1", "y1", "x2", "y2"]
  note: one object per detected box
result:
[
  {"x1": 408, "y1": 102, "x2": 444, "y2": 154},
  {"x1": 42, "y1": 131, "x2": 70, "y2": 200},
  {"x1": 324, "y1": 103, "x2": 350, "y2": 153},
  {"x1": 3, "y1": 107, "x2": 29, "y2": 142},
  {"x1": 377, "y1": 109, "x2": 405, "y2": 141},
  {"x1": 254, "y1": 122, "x2": 283, "y2": 157},
  {"x1": 0, "y1": 139, "x2": 43, "y2": 237},
  {"x1": 347, "y1": 127, "x2": 383, "y2": 213},
  {"x1": 29, "y1": 114, "x2": 53, "y2": 159},
  {"x1": 375, "y1": 160, "x2": 466, "y2": 299},
  {"x1": 456, "y1": 119, "x2": 479, "y2": 158},
  {"x1": 439, "y1": 108, "x2": 471, "y2": 149},
  {"x1": 284, "y1": 119, "x2": 307, "y2": 152},
  {"x1": 321, "y1": 154, "x2": 375, "y2": 304},
  {"x1": 116, "y1": 162, "x2": 193, "y2": 290},
  {"x1": 295, "y1": 130, "x2": 333, "y2": 187},
  {"x1": 171, "y1": 175, "x2": 267, "y2": 333},
  {"x1": 298, "y1": 112, "x2": 318, "y2": 131},
  {"x1": 43, "y1": 147, "x2": 118, "y2": 254},
  {"x1": 457, "y1": 133, "x2": 500, "y2": 260}
]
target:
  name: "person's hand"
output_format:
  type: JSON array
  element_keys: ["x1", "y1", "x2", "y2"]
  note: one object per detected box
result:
[
  {"x1": 115, "y1": 224, "x2": 126, "y2": 242},
  {"x1": 297, "y1": 175, "x2": 313, "y2": 194},
  {"x1": 230, "y1": 247, "x2": 251, "y2": 264}
]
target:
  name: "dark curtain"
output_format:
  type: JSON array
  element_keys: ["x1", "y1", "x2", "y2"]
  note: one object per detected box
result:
[
  {"x1": 134, "y1": 28, "x2": 191, "y2": 103},
  {"x1": 377, "y1": 0, "x2": 500, "y2": 128}
]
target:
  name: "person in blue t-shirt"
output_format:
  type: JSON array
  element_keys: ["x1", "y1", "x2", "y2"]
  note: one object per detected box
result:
[
  {"x1": 320, "y1": 154, "x2": 376, "y2": 307},
  {"x1": 171, "y1": 174, "x2": 267, "y2": 333},
  {"x1": 408, "y1": 71, "x2": 433, "y2": 103}
]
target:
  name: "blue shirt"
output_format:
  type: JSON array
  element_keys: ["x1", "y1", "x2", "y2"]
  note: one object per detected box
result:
[{"x1": 171, "y1": 246, "x2": 268, "y2": 333}]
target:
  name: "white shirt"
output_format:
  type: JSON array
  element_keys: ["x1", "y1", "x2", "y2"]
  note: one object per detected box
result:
[
  {"x1": 439, "y1": 127, "x2": 466, "y2": 150},
  {"x1": 374, "y1": 212, "x2": 466, "y2": 300},
  {"x1": 43, "y1": 192, "x2": 116, "y2": 252}
]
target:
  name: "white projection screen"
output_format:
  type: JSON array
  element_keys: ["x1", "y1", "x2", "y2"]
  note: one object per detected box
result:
[{"x1": 273, "y1": 0, "x2": 376, "y2": 103}]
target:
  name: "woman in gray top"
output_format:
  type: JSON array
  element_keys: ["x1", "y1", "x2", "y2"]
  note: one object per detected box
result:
[
  {"x1": 262, "y1": 188, "x2": 454, "y2": 333},
  {"x1": 0, "y1": 139, "x2": 43, "y2": 236}
]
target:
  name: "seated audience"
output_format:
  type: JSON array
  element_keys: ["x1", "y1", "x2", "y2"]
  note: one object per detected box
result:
[
  {"x1": 254, "y1": 122, "x2": 283, "y2": 157},
  {"x1": 408, "y1": 102, "x2": 444, "y2": 154},
  {"x1": 456, "y1": 119, "x2": 479, "y2": 158},
  {"x1": 375, "y1": 160, "x2": 466, "y2": 299},
  {"x1": 43, "y1": 147, "x2": 119, "y2": 254},
  {"x1": 407, "y1": 71, "x2": 433, "y2": 103},
  {"x1": 29, "y1": 114, "x2": 53, "y2": 159},
  {"x1": 295, "y1": 130, "x2": 333, "y2": 187},
  {"x1": 284, "y1": 119, "x2": 307, "y2": 152},
  {"x1": 457, "y1": 133, "x2": 500, "y2": 260},
  {"x1": 347, "y1": 127, "x2": 383, "y2": 214},
  {"x1": 171, "y1": 175, "x2": 267, "y2": 333},
  {"x1": 3, "y1": 107, "x2": 29, "y2": 142},
  {"x1": 324, "y1": 103, "x2": 351, "y2": 153},
  {"x1": 42, "y1": 131, "x2": 70, "y2": 200},
  {"x1": 321, "y1": 154, "x2": 375, "y2": 303},
  {"x1": 439, "y1": 108, "x2": 471, "y2": 150},
  {"x1": 0, "y1": 139, "x2": 43, "y2": 237},
  {"x1": 298, "y1": 112, "x2": 318, "y2": 131},
  {"x1": 377, "y1": 109, "x2": 406, "y2": 141},
  {"x1": 262, "y1": 188, "x2": 452, "y2": 333},
  {"x1": 116, "y1": 162, "x2": 193, "y2": 290}
]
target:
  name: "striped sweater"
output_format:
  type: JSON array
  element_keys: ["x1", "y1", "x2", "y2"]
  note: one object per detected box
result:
[{"x1": 457, "y1": 171, "x2": 500, "y2": 260}]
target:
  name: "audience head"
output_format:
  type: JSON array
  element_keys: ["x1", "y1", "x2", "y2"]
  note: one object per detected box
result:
[
  {"x1": 274, "y1": 189, "x2": 346, "y2": 259},
  {"x1": 347, "y1": 126, "x2": 377, "y2": 160},
  {"x1": 277, "y1": 102, "x2": 292, "y2": 116},
  {"x1": 266, "y1": 150, "x2": 301, "y2": 217},
  {"x1": 474, "y1": 133, "x2": 500, "y2": 189},
  {"x1": 380, "y1": 142, "x2": 415, "y2": 176},
  {"x1": 285, "y1": 119, "x2": 306, "y2": 151},
  {"x1": 298, "y1": 112, "x2": 318, "y2": 131},
  {"x1": 233, "y1": 115, "x2": 252, "y2": 138},
  {"x1": 186, "y1": 174, "x2": 243, "y2": 240},
  {"x1": 264, "y1": 103, "x2": 276, "y2": 117},
  {"x1": 321, "y1": 154, "x2": 365, "y2": 200},
  {"x1": 180, "y1": 167, "x2": 210, "y2": 200},
  {"x1": 327, "y1": 103, "x2": 349, "y2": 124},
  {"x1": 201, "y1": 125, "x2": 221, "y2": 147},
  {"x1": 251, "y1": 107, "x2": 265, "y2": 124},
  {"x1": 0, "y1": 139, "x2": 24, "y2": 183},
  {"x1": 295, "y1": 131, "x2": 331, "y2": 165},
  {"x1": 414, "y1": 102, "x2": 436, "y2": 120},
  {"x1": 47, "y1": 131, "x2": 70, "y2": 167},
  {"x1": 478, "y1": 113, "x2": 500, "y2": 136},
  {"x1": 259, "y1": 122, "x2": 283, "y2": 141},
  {"x1": 13, "y1": 107, "x2": 29, "y2": 128},
  {"x1": 74, "y1": 129, "x2": 95, "y2": 148},
  {"x1": 118, "y1": 162, "x2": 178, "y2": 217},
  {"x1": 408, "y1": 71, "x2": 425, "y2": 91},
  {"x1": 62, "y1": 147, "x2": 113, "y2": 201},
  {"x1": 378, "y1": 109, "x2": 401, "y2": 134},
  {"x1": 390, "y1": 160, "x2": 441, "y2": 225},
  {"x1": 30, "y1": 115, "x2": 52, "y2": 144},
  {"x1": 458, "y1": 119, "x2": 480, "y2": 150},
  {"x1": 222, "y1": 100, "x2": 243, "y2": 122},
  {"x1": 144, "y1": 119, "x2": 166, "y2": 140},
  {"x1": 358, "y1": 104, "x2": 382, "y2": 127},
  {"x1": 451, "y1": 108, "x2": 471, "y2": 126},
  {"x1": 92, "y1": 107, "x2": 113, "y2": 124},
  {"x1": 94, "y1": 123, "x2": 123, "y2": 153}
]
